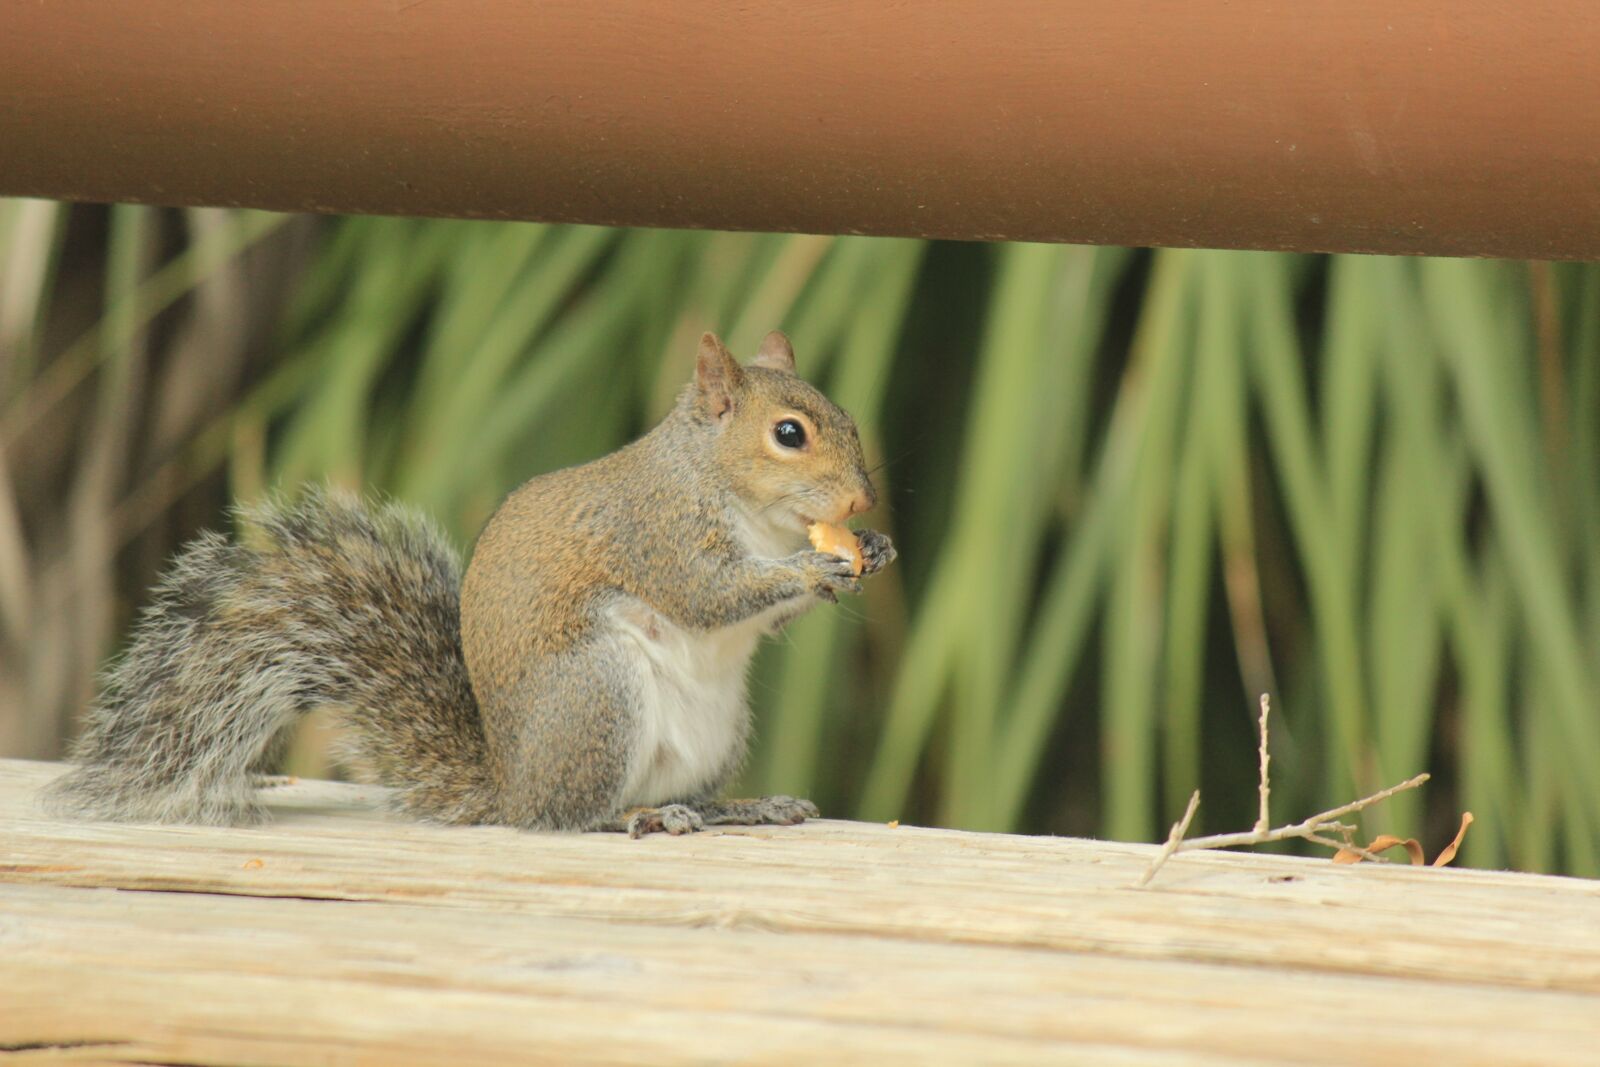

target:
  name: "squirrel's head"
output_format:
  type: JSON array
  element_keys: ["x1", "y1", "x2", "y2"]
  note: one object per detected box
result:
[{"x1": 691, "y1": 331, "x2": 877, "y2": 530}]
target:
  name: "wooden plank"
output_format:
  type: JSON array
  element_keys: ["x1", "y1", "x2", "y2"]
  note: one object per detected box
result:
[{"x1": 2, "y1": 759, "x2": 1597, "y2": 1065}]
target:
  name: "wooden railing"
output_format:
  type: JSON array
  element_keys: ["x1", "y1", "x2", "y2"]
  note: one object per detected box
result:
[{"x1": 1, "y1": 3, "x2": 1597, "y2": 258}]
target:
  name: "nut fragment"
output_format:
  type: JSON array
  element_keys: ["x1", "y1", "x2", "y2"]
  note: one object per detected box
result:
[{"x1": 807, "y1": 521, "x2": 863, "y2": 576}]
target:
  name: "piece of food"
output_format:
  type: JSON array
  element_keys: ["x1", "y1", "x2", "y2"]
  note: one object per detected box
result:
[{"x1": 807, "y1": 521, "x2": 863, "y2": 576}]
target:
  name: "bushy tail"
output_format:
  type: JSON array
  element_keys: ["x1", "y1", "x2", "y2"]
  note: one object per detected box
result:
[{"x1": 44, "y1": 488, "x2": 495, "y2": 826}]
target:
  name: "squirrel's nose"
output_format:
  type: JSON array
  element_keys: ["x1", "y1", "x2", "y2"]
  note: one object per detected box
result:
[{"x1": 847, "y1": 486, "x2": 876, "y2": 516}]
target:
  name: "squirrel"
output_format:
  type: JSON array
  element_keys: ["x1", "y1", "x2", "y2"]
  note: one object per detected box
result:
[{"x1": 44, "y1": 331, "x2": 895, "y2": 837}]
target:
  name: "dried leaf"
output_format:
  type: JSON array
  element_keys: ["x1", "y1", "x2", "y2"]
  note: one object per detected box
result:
[
  {"x1": 1431, "y1": 812, "x2": 1475, "y2": 867},
  {"x1": 1332, "y1": 835, "x2": 1425, "y2": 865}
]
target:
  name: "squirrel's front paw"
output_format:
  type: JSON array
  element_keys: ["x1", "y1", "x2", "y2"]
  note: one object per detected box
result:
[
  {"x1": 626, "y1": 803, "x2": 705, "y2": 839},
  {"x1": 854, "y1": 529, "x2": 897, "y2": 576},
  {"x1": 800, "y1": 551, "x2": 863, "y2": 602}
]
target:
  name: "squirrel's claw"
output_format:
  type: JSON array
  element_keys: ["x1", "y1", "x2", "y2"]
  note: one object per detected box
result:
[
  {"x1": 823, "y1": 574, "x2": 863, "y2": 599},
  {"x1": 802, "y1": 550, "x2": 863, "y2": 600}
]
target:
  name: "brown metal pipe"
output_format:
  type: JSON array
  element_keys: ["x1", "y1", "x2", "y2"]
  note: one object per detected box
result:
[{"x1": 3, "y1": 3, "x2": 1597, "y2": 258}]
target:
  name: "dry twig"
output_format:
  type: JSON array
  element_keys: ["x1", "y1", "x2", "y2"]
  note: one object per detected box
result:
[
  {"x1": 1254, "y1": 693, "x2": 1271, "y2": 833},
  {"x1": 1136, "y1": 694, "x2": 1432, "y2": 887},
  {"x1": 1136, "y1": 790, "x2": 1201, "y2": 887}
]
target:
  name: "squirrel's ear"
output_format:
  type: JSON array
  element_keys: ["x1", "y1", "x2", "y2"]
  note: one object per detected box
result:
[
  {"x1": 695, "y1": 332, "x2": 742, "y2": 420},
  {"x1": 752, "y1": 330, "x2": 796, "y2": 373}
]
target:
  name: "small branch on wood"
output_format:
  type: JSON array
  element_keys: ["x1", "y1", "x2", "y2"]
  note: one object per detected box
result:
[
  {"x1": 1135, "y1": 693, "x2": 1431, "y2": 887},
  {"x1": 1254, "y1": 693, "x2": 1271, "y2": 833},
  {"x1": 1304, "y1": 832, "x2": 1388, "y2": 864},
  {"x1": 1135, "y1": 790, "x2": 1201, "y2": 887}
]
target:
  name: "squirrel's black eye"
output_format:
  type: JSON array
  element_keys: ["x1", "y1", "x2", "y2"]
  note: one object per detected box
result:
[{"x1": 773, "y1": 418, "x2": 807, "y2": 450}]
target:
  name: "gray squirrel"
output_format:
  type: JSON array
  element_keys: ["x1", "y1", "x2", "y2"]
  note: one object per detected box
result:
[{"x1": 45, "y1": 331, "x2": 896, "y2": 836}]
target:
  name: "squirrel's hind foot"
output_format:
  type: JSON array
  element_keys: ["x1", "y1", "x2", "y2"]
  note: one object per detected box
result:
[
  {"x1": 610, "y1": 796, "x2": 819, "y2": 837},
  {"x1": 620, "y1": 803, "x2": 705, "y2": 838},
  {"x1": 696, "y1": 795, "x2": 820, "y2": 828}
]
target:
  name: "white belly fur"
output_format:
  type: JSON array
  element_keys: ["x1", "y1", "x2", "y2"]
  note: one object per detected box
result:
[
  {"x1": 611, "y1": 505, "x2": 809, "y2": 807},
  {"x1": 609, "y1": 600, "x2": 779, "y2": 806}
]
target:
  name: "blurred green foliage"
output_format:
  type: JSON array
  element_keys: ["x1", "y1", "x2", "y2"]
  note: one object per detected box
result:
[{"x1": 3, "y1": 200, "x2": 1597, "y2": 874}]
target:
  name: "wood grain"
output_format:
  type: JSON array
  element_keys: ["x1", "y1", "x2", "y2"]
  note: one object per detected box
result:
[{"x1": 2, "y1": 759, "x2": 1596, "y2": 1065}]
